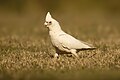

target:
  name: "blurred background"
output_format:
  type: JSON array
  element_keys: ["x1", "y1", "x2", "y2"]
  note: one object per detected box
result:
[
  {"x1": 0, "y1": 0, "x2": 120, "y2": 39},
  {"x1": 0, "y1": 1, "x2": 120, "y2": 79}
]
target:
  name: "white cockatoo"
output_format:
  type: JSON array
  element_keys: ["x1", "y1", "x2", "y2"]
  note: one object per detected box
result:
[{"x1": 44, "y1": 12, "x2": 96, "y2": 58}]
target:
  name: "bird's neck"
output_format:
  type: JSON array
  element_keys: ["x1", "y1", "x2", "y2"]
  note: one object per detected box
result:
[
  {"x1": 49, "y1": 25, "x2": 65, "y2": 37},
  {"x1": 49, "y1": 24, "x2": 63, "y2": 33}
]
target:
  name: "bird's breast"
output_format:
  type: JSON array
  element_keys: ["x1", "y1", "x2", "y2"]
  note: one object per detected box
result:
[
  {"x1": 49, "y1": 31, "x2": 70, "y2": 52},
  {"x1": 49, "y1": 31, "x2": 60, "y2": 46}
]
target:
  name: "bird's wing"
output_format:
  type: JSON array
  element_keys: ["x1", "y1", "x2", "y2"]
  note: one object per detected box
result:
[{"x1": 58, "y1": 33, "x2": 93, "y2": 50}]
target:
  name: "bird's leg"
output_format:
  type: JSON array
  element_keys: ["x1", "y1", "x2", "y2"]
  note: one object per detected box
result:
[
  {"x1": 54, "y1": 48, "x2": 59, "y2": 59},
  {"x1": 54, "y1": 53, "x2": 59, "y2": 59},
  {"x1": 70, "y1": 49, "x2": 79, "y2": 58}
]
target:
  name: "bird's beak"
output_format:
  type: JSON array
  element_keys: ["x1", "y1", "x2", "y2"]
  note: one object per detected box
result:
[{"x1": 44, "y1": 22, "x2": 47, "y2": 26}]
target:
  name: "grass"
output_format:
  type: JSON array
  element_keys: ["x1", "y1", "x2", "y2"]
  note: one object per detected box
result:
[{"x1": 0, "y1": 13, "x2": 120, "y2": 80}]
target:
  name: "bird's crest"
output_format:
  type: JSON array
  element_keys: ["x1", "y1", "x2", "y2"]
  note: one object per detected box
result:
[{"x1": 46, "y1": 12, "x2": 52, "y2": 21}]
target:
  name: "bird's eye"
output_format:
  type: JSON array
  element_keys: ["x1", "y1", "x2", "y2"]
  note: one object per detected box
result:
[
  {"x1": 46, "y1": 21, "x2": 48, "y2": 23},
  {"x1": 49, "y1": 21, "x2": 52, "y2": 23}
]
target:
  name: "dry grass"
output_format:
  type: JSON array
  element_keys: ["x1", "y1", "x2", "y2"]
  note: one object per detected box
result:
[{"x1": 0, "y1": 13, "x2": 120, "y2": 80}]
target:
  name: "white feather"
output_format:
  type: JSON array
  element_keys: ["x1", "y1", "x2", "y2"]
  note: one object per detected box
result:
[{"x1": 44, "y1": 12, "x2": 96, "y2": 57}]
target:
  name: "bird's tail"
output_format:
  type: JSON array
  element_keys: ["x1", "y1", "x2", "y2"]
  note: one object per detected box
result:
[
  {"x1": 80, "y1": 47, "x2": 96, "y2": 50},
  {"x1": 76, "y1": 47, "x2": 96, "y2": 53},
  {"x1": 80, "y1": 40, "x2": 96, "y2": 50}
]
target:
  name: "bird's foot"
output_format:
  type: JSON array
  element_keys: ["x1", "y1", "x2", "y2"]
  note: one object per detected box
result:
[
  {"x1": 71, "y1": 49, "x2": 79, "y2": 58},
  {"x1": 53, "y1": 53, "x2": 59, "y2": 59}
]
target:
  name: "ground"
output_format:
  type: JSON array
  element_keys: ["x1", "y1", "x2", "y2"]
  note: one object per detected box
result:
[{"x1": 0, "y1": 14, "x2": 120, "y2": 80}]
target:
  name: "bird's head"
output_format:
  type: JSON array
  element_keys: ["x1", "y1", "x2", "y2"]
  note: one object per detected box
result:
[{"x1": 44, "y1": 12, "x2": 61, "y2": 31}]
